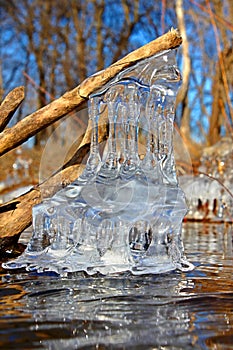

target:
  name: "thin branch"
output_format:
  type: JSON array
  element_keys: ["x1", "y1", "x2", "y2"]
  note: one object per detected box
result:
[
  {"x1": 0, "y1": 86, "x2": 25, "y2": 132},
  {"x1": 175, "y1": 0, "x2": 191, "y2": 105},
  {"x1": 177, "y1": 159, "x2": 233, "y2": 200},
  {"x1": 23, "y1": 71, "x2": 54, "y2": 101},
  {"x1": 161, "y1": 0, "x2": 166, "y2": 34},
  {"x1": 189, "y1": 0, "x2": 233, "y2": 32}
]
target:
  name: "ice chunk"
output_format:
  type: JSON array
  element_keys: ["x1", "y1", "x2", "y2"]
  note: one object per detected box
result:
[
  {"x1": 180, "y1": 137, "x2": 233, "y2": 222},
  {"x1": 3, "y1": 50, "x2": 194, "y2": 275}
]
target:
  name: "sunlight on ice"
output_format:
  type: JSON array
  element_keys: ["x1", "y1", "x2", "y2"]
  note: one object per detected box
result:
[{"x1": 3, "y1": 50, "x2": 194, "y2": 275}]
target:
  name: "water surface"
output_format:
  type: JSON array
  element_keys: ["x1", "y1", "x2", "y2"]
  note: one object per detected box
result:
[{"x1": 0, "y1": 222, "x2": 232, "y2": 349}]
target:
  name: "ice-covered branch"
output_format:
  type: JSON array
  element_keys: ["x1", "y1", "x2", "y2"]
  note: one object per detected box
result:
[{"x1": 0, "y1": 29, "x2": 182, "y2": 157}]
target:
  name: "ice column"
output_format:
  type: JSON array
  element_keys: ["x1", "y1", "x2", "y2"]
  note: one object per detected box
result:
[{"x1": 3, "y1": 49, "x2": 194, "y2": 275}]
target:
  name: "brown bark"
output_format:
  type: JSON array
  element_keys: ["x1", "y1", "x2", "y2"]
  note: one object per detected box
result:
[
  {"x1": 208, "y1": 46, "x2": 233, "y2": 145},
  {"x1": 95, "y1": 0, "x2": 105, "y2": 71},
  {"x1": 111, "y1": 0, "x2": 140, "y2": 63},
  {"x1": 209, "y1": 63, "x2": 221, "y2": 145},
  {"x1": 0, "y1": 28, "x2": 182, "y2": 157},
  {"x1": 79, "y1": 28, "x2": 182, "y2": 97},
  {"x1": 0, "y1": 86, "x2": 25, "y2": 132},
  {"x1": 176, "y1": 0, "x2": 191, "y2": 144},
  {"x1": 71, "y1": 0, "x2": 87, "y2": 82}
]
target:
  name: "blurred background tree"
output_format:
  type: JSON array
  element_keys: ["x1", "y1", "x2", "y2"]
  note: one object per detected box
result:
[{"x1": 0, "y1": 0, "x2": 232, "y2": 153}]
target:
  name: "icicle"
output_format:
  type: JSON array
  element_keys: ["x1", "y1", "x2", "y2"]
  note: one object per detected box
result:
[{"x1": 3, "y1": 49, "x2": 194, "y2": 275}]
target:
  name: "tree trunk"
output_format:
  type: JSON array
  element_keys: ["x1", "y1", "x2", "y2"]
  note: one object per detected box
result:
[{"x1": 175, "y1": 0, "x2": 191, "y2": 137}]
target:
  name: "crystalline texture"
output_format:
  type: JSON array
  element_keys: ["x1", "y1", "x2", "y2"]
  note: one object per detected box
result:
[
  {"x1": 180, "y1": 137, "x2": 233, "y2": 222},
  {"x1": 3, "y1": 50, "x2": 194, "y2": 275}
]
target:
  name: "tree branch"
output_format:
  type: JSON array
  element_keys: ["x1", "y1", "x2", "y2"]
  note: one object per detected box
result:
[
  {"x1": 0, "y1": 86, "x2": 25, "y2": 132},
  {"x1": 0, "y1": 29, "x2": 182, "y2": 253},
  {"x1": 0, "y1": 28, "x2": 182, "y2": 157},
  {"x1": 0, "y1": 114, "x2": 109, "y2": 252}
]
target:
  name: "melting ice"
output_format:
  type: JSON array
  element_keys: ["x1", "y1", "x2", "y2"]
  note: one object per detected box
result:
[{"x1": 3, "y1": 50, "x2": 194, "y2": 275}]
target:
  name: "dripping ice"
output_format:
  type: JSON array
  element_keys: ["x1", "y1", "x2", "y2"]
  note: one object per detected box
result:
[{"x1": 3, "y1": 49, "x2": 194, "y2": 275}]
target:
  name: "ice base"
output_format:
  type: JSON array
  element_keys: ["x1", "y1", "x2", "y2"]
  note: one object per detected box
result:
[
  {"x1": 3, "y1": 49, "x2": 194, "y2": 275},
  {"x1": 180, "y1": 137, "x2": 233, "y2": 222},
  {"x1": 5, "y1": 176, "x2": 193, "y2": 275}
]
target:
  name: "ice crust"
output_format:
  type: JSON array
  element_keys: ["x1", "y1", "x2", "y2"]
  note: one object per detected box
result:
[{"x1": 3, "y1": 50, "x2": 194, "y2": 275}]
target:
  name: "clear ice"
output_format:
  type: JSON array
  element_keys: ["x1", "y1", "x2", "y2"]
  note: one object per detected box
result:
[
  {"x1": 3, "y1": 50, "x2": 194, "y2": 275},
  {"x1": 181, "y1": 137, "x2": 233, "y2": 222}
]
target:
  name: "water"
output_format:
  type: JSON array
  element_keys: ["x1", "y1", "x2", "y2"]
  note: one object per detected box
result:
[
  {"x1": 3, "y1": 49, "x2": 193, "y2": 275},
  {"x1": 1, "y1": 222, "x2": 232, "y2": 349}
]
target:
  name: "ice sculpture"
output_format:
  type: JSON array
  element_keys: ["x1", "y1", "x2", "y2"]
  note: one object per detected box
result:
[{"x1": 3, "y1": 49, "x2": 194, "y2": 275}]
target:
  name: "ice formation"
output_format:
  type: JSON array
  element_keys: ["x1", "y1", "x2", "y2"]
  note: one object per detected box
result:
[
  {"x1": 3, "y1": 49, "x2": 194, "y2": 275},
  {"x1": 180, "y1": 137, "x2": 233, "y2": 222}
]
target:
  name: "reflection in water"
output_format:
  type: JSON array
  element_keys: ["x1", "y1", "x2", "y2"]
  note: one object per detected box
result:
[{"x1": 0, "y1": 222, "x2": 232, "y2": 349}]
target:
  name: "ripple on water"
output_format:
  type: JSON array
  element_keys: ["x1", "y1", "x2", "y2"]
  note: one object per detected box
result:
[{"x1": 0, "y1": 222, "x2": 232, "y2": 349}]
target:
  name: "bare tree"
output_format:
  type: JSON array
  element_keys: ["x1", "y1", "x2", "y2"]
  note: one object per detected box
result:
[
  {"x1": 1, "y1": 0, "x2": 232, "y2": 151},
  {"x1": 1, "y1": 0, "x2": 155, "y2": 143},
  {"x1": 175, "y1": 0, "x2": 191, "y2": 138},
  {"x1": 174, "y1": 0, "x2": 233, "y2": 148},
  {"x1": 207, "y1": 0, "x2": 233, "y2": 144}
]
